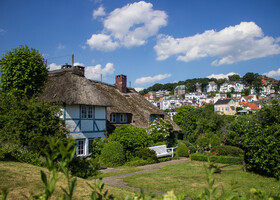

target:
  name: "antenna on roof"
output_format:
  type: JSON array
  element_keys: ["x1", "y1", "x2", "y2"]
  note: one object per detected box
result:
[
  {"x1": 129, "y1": 81, "x2": 131, "y2": 88},
  {"x1": 100, "y1": 73, "x2": 102, "y2": 82},
  {"x1": 72, "y1": 54, "x2": 74, "y2": 67}
]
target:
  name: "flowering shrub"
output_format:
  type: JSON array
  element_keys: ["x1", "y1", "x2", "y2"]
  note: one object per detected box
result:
[{"x1": 147, "y1": 118, "x2": 174, "y2": 144}]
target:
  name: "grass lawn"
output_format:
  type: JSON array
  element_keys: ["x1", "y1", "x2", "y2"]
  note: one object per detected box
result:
[
  {"x1": 123, "y1": 161, "x2": 279, "y2": 198},
  {"x1": 93, "y1": 166, "x2": 142, "y2": 179},
  {"x1": 0, "y1": 161, "x2": 134, "y2": 200}
]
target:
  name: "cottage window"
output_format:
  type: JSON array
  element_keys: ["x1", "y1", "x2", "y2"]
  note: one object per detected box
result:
[
  {"x1": 110, "y1": 113, "x2": 116, "y2": 123},
  {"x1": 88, "y1": 106, "x2": 93, "y2": 119},
  {"x1": 81, "y1": 106, "x2": 87, "y2": 118},
  {"x1": 226, "y1": 107, "x2": 229, "y2": 111},
  {"x1": 120, "y1": 113, "x2": 127, "y2": 123},
  {"x1": 81, "y1": 105, "x2": 93, "y2": 119},
  {"x1": 76, "y1": 139, "x2": 85, "y2": 156},
  {"x1": 88, "y1": 138, "x2": 94, "y2": 154}
]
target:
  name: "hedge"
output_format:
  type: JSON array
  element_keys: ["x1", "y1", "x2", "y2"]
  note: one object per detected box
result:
[{"x1": 190, "y1": 153, "x2": 243, "y2": 164}]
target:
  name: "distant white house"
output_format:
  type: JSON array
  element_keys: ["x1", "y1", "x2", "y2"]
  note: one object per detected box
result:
[
  {"x1": 206, "y1": 81, "x2": 217, "y2": 93},
  {"x1": 220, "y1": 82, "x2": 244, "y2": 93}
]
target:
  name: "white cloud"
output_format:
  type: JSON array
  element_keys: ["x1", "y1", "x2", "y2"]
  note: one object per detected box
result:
[
  {"x1": 0, "y1": 29, "x2": 6, "y2": 34},
  {"x1": 93, "y1": 6, "x2": 106, "y2": 19},
  {"x1": 135, "y1": 73, "x2": 171, "y2": 85},
  {"x1": 263, "y1": 68, "x2": 280, "y2": 78},
  {"x1": 154, "y1": 22, "x2": 280, "y2": 66},
  {"x1": 87, "y1": 1, "x2": 167, "y2": 51},
  {"x1": 85, "y1": 62, "x2": 115, "y2": 80},
  {"x1": 134, "y1": 88, "x2": 144, "y2": 92},
  {"x1": 207, "y1": 72, "x2": 239, "y2": 80},
  {"x1": 57, "y1": 43, "x2": 65, "y2": 50},
  {"x1": 48, "y1": 63, "x2": 61, "y2": 71},
  {"x1": 74, "y1": 62, "x2": 85, "y2": 66},
  {"x1": 81, "y1": 45, "x2": 87, "y2": 50},
  {"x1": 87, "y1": 34, "x2": 119, "y2": 51}
]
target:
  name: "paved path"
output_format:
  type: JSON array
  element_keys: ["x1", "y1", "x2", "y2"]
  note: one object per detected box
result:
[{"x1": 96, "y1": 158, "x2": 190, "y2": 194}]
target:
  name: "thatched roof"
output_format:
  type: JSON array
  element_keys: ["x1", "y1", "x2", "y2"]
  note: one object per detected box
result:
[
  {"x1": 91, "y1": 80, "x2": 181, "y2": 131},
  {"x1": 40, "y1": 71, "x2": 112, "y2": 107}
]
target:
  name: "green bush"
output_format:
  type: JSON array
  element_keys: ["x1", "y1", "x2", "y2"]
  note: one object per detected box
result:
[
  {"x1": 191, "y1": 153, "x2": 243, "y2": 164},
  {"x1": 176, "y1": 142, "x2": 189, "y2": 157},
  {"x1": 100, "y1": 141, "x2": 125, "y2": 167},
  {"x1": 136, "y1": 148, "x2": 158, "y2": 162},
  {"x1": 0, "y1": 143, "x2": 45, "y2": 166},
  {"x1": 147, "y1": 118, "x2": 174, "y2": 145},
  {"x1": 210, "y1": 135, "x2": 221, "y2": 147},
  {"x1": 90, "y1": 137, "x2": 108, "y2": 159},
  {"x1": 211, "y1": 145, "x2": 244, "y2": 157},
  {"x1": 178, "y1": 140, "x2": 196, "y2": 153},
  {"x1": 190, "y1": 153, "x2": 208, "y2": 162},
  {"x1": 125, "y1": 158, "x2": 155, "y2": 167},
  {"x1": 69, "y1": 158, "x2": 98, "y2": 178},
  {"x1": 195, "y1": 135, "x2": 210, "y2": 148},
  {"x1": 109, "y1": 125, "x2": 151, "y2": 160},
  {"x1": 158, "y1": 157, "x2": 173, "y2": 162}
]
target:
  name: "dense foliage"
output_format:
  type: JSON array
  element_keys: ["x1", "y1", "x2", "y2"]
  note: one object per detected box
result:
[
  {"x1": 147, "y1": 118, "x2": 176, "y2": 146},
  {"x1": 242, "y1": 100, "x2": 280, "y2": 179},
  {"x1": 176, "y1": 142, "x2": 189, "y2": 157},
  {"x1": 100, "y1": 141, "x2": 125, "y2": 167},
  {"x1": 69, "y1": 158, "x2": 98, "y2": 178},
  {"x1": 0, "y1": 45, "x2": 48, "y2": 98},
  {"x1": 191, "y1": 153, "x2": 244, "y2": 164},
  {"x1": 173, "y1": 105, "x2": 229, "y2": 142},
  {"x1": 0, "y1": 93, "x2": 67, "y2": 155},
  {"x1": 136, "y1": 148, "x2": 158, "y2": 162},
  {"x1": 109, "y1": 125, "x2": 151, "y2": 160},
  {"x1": 211, "y1": 145, "x2": 244, "y2": 157}
]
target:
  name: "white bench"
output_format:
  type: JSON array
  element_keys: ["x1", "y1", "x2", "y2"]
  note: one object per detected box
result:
[{"x1": 148, "y1": 145, "x2": 177, "y2": 158}]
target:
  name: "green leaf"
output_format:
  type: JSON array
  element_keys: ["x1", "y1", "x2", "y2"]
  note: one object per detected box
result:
[{"x1": 40, "y1": 170, "x2": 48, "y2": 186}]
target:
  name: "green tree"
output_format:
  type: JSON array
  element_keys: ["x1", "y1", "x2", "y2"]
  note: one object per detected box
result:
[
  {"x1": 242, "y1": 72, "x2": 259, "y2": 85},
  {"x1": 228, "y1": 74, "x2": 241, "y2": 81},
  {"x1": 0, "y1": 45, "x2": 48, "y2": 98},
  {"x1": 0, "y1": 93, "x2": 67, "y2": 154}
]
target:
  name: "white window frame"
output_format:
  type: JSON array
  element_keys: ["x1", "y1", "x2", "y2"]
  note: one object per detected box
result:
[
  {"x1": 110, "y1": 113, "x2": 116, "y2": 123},
  {"x1": 120, "y1": 113, "x2": 127, "y2": 123},
  {"x1": 88, "y1": 138, "x2": 94, "y2": 154},
  {"x1": 76, "y1": 139, "x2": 85, "y2": 156},
  {"x1": 81, "y1": 105, "x2": 93, "y2": 119}
]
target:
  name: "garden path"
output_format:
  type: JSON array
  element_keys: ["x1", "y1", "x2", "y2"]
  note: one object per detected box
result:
[{"x1": 96, "y1": 158, "x2": 190, "y2": 194}]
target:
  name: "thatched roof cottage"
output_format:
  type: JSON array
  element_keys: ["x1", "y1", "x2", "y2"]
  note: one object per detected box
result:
[
  {"x1": 41, "y1": 65, "x2": 112, "y2": 156},
  {"x1": 41, "y1": 65, "x2": 180, "y2": 156}
]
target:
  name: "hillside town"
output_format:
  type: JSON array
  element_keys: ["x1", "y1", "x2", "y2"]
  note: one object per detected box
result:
[{"x1": 143, "y1": 75, "x2": 280, "y2": 118}]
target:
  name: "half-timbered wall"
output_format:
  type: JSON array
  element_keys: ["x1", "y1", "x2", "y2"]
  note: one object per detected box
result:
[{"x1": 62, "y1": 104, "x2": 107, "y2": 156}]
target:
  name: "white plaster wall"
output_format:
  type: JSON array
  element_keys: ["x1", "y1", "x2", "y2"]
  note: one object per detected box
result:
[
  {"x1": 65, "y1": 105, "x2": 79, "y2": 119},
  {"x1": 95, "y1": 107, "x2": 106, "y2": 119},
  {"x1": 66, "y1": 119, "x2": 80, "y2": 132}
]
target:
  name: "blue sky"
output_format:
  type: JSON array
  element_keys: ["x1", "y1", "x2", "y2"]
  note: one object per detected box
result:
[{"x1": 1, "y1": 0, "x2": 280, "y2": 91}]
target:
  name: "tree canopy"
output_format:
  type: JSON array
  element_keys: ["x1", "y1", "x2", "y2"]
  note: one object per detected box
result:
[{"x1": 0, "y1": 45, "x2": 48, "y2": 98}]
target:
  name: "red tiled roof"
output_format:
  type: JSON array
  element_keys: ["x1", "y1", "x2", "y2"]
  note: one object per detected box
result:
[{"x1": 239, "y1": 102, "x2": 259, "y2": 110}]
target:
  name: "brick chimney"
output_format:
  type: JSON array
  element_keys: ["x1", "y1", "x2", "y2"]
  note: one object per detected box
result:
[{"x1": 115, "y1": 74, "x2": 127, "y2": 93}]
